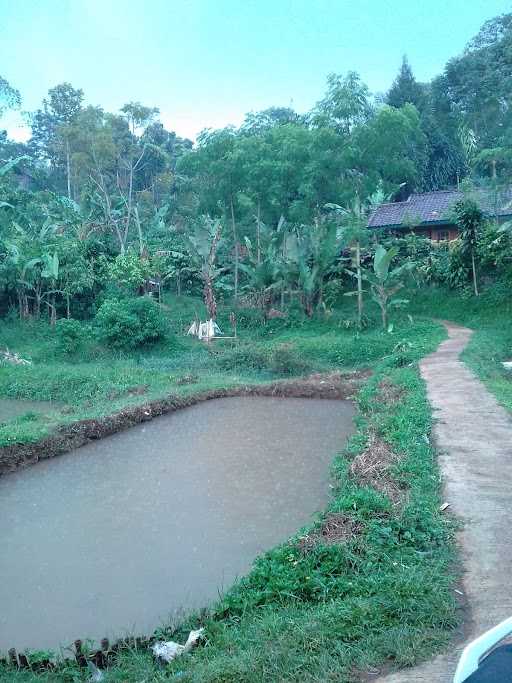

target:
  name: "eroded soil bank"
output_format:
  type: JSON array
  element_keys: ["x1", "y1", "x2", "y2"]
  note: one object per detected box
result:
[
  {"x1": 0, "y1": 371, "x2": 364, "y2": 476},
  {"x1": 0, "y1": 396, "x2": 355, "y2": 651}
]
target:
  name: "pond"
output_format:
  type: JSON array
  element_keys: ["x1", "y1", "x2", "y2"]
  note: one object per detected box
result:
[{"x1": 0, "y1": 396, "x2": 355, "y2": 651}]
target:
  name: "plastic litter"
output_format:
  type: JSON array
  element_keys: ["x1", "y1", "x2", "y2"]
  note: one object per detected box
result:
[
  {"x1": 152, "y1": 628, "x2": 205, "y2": 663},
  {"x1": 186, "y1": 319, "x2": 222, "y2": 340},
  {"x1": 87, "y1": 661, "x2": 104, "y2": 681}
]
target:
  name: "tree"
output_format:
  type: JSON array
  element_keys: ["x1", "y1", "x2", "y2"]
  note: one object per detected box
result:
[
  {"x1": 287, "y1": 218, "x2": 339, "y2": 317},
  {"x1": 30, "y1": 83, "x2": 84, "y2": 196},
  {"x1": 365, "y1": 245, "x2": 412, "y2": 330},
  {"x1": 240, "y1": 107, "x2": 300, "y2": 135},
  {"x1": 240, "y1": 219, "x2": 285, "y2": 316},
  {"x1": 120, "y1": 102, "x2": 159, "y2": 135},
  {"x1": 347, "y1": 104, "x2": 427, "y2": 197},
  {"x1": 312, "y1": 71, "x2": 372, "y2": 136},
  {"x1": 186, "y1": 217, "x2": 224, "y2": 319},
  {"x1": 326, "y1": 195, "x2": 375, "y2": 328},
  {"x1": 179, "y1": 128, "x2": 244, "y2": 303},
  {"x1": 387, "y1": 56, "x2": 427, "y2": 110},
  {"x1": 453, "y1": 197, "x2": 484, "y2": 296},
  {"x1": 441, "y1": 13, "x2": 512, "y2": 149},
  {"x1": 0, "y1": 75, "x2": 21, "y2": 118}
]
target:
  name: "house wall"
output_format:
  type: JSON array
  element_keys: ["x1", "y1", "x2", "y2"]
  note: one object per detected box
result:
[
  {"x1": 409, "y1": 226, "x2": 458, "y2": 242},
  {"x1": 428, "y1": 226, "x2": 459, "y2": 242}
]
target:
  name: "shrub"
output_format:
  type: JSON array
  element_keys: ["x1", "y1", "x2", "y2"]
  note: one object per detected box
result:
[
  {"x1": 55, "y1": 318, "x2": 90, "y2": 355},
  {"x1": 95, "y1": 297, "x2": 167, "y2": 350},
  {"x1": 215, "y1": 343, "x2": 269, "y2": 371},
  {"x1": 108, "y1": 250, "x2": 151, "y2": 291},
  {"x1": 269, "y1": 343, "x2": 311, "y2": 375}
]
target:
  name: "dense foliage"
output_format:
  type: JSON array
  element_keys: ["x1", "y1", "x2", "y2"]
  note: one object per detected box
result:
[{"x1": 1, "y1": 13, "x2": 512, "y2": 330}]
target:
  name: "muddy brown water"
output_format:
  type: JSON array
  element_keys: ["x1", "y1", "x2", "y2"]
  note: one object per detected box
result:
[
  {"x1": 0, "y1": 396, "x2": 354, "y2": 651},
  {"x1": 0, "y1": 398, "x2": 59, "y2": 424}
]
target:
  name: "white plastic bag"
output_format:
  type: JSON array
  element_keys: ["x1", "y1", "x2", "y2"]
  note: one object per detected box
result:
[{"x1": 152, "y1": 628, "x2": 205, "y2": 663}]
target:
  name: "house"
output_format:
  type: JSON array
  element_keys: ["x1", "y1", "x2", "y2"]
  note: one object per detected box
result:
[{"x1": 368, "y1": 189, "x2": 512, "y2": 241}]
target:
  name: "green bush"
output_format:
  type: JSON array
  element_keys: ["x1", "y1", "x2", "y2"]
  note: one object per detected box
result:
[
  {"x1": 54, "y1": 318, "x2": 89, "y2": 355},
  {"x1": 95, "y1": 297, "x2": 167, "y2": 349},
  {"x1": 215, "y1": 343, "x2": 269, "y2": 371},
  {"x1": 269, "y1": 343, "x2": 311, "y2": 375},
  {"x1": 215, "y1": 342, "x2": 311, "y2": 376}
]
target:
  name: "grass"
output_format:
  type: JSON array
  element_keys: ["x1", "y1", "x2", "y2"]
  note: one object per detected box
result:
[
  {"x1": 0, "y1": 296, "x2": 462, "y2": 682},
  {"x1": 0, "y1": 296, "x2": 444, "y2": 446},
  {"x1": 407, "y1": 283, "x2": 512, "y2": 413}
]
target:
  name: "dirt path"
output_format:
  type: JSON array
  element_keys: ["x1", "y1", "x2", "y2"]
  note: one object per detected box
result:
[{"x1": 377, "y1": 322, "x2": 512, "y2": 682}]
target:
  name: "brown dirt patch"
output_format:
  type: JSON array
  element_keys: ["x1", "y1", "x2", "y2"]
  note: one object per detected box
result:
[
  {"x1": 107, "y1": 385, "x2": 148, "y2": 400},
  {"x1": 377, "y1": 378, "x2": 405, "y2": 405},
  {"x1": 0, "y1": 371, "x2": 366, "y2": 477},
  {"x1": 175, "y1": 374, "x2": 199, "y2": 386},
  {"x1": 298, "y1": 513, "x2": 363, "y2": 553},
  {"x1": 350, "y1": 432, "x2": 405, "y2": 506}
]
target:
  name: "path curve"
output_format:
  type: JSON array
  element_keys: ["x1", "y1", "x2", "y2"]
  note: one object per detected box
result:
[{"x1": 378, "y1": 322, "x2": 512, "y2": 682}]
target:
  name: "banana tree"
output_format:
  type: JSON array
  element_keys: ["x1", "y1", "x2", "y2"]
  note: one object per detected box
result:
[
  {"x1": 186, "y1": 217, "x2": 224, "y2": 319},
  {"x1": 17, "y1": 252, "x2": 60, "y2": 323},
  {"x1": 366, "y1": 245, "x2": 413, "y2": 330},
  {"x1": 326, "y1": 188, "x2": 389, "y2": 329},
  {"x1": 240, "y1": 218, "x2": 285, "y2": 316},
  {"x1": 287, "y1": 218, "x2": 339, "y2": 317}
]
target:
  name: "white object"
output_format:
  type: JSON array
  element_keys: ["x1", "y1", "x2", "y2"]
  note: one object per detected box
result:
[
  {"x1": 152, "y1": 628, "x2": 205, "y2": 663},
  {"x1": 186, "y1": 319, "x2": 222, "y2": 341},
  {"x1": 186, "y1": 321, "x2": 199, "y2": 336},
  {"x1": 0, "y1": 348, "x2": 31, "y2": 365},
  {"x1": 87, "y1": 661, "x2": 104, "y2": 681},
  {"x1": 453, "y1": 616, "x2": 512, "y2": 682}
]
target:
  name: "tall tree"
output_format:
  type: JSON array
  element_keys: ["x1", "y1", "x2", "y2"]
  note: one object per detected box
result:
[
  {"x1": 30, "y1": 83, "x2": 84, "y2": 196},
  {"x1": 347, "y1": 104, "x2": 427, "y2": 198},
  {"x1": 0, "y1": 75, "x2": 21, "y2": 119},
  {"x1": 386, "y1": 56, "x2": 427, "y2": 110},
  {"x1": 312, "y1": 71, "x2": 372, "y2": 136},
  {"x1": 442, "y1": 13, "x2": 512, "y2": 149}
]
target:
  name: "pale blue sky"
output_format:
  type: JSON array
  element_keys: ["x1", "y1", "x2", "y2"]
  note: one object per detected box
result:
[{"x1": 1, "y1": 0, "x2": 510, "y2": 141}]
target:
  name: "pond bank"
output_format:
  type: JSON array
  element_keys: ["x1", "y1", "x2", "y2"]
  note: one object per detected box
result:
[
  {"x1": 0, "y1": 371, "x2": 366, "y2": 476},
  {"x1": 0, "y1": 396, "x2": 355, "y2": 651}
]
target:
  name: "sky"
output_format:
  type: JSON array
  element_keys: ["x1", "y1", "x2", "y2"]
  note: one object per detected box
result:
[{"x1": 1, "y1": 0, "x2": 511, "y2": 142}]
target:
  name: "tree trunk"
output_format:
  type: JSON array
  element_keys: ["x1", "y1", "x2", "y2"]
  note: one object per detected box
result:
[
  {"x1": 356, "y1": 241, "x2": 363, "y2": 329},
  {"x1": 204, "y1": 276, "x2": 217, "y2": 320},
  {"x1": 50, "y1": 295, "x2": 57, "y2": 326},
  {"x1": 256, "y1": 198, "x2": 261, "y2": 264},
  {"x1": 134, "y1": 206, "x2": 144, "y2": 256},
  {"x1": 17, "y1": 291, "x2": 23, "y2": 320},
  {"x1": 66, "y1": 293, "x2": 71, "y2": 319},
  {"x1": 471, "y1": 251, "x2": 479, "y2": 296},
  {"x1": 230, "y1": 197, "x2": 239, "y2": 306},
  {"x1": 381, "y1": 304, "x2": 387, "y2": 330},
  {"x1": 34, "y1": 284, "x2": 42, "y2": 319},
  {"x1": 22, "y1": 294, "x2": 29, "y2": 319},
  {"x1": 66, "y1": 141, "x2": 71, "y2": 199}
]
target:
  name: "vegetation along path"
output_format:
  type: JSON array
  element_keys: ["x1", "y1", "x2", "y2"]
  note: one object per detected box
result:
[{"x1": 380, "y1": 322, "x2": 512, "y2": 682}]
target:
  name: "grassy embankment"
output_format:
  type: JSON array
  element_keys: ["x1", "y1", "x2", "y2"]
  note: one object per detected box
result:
[{"x1": 0, "y1": 294, "x2": 469, "y2": 681}]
